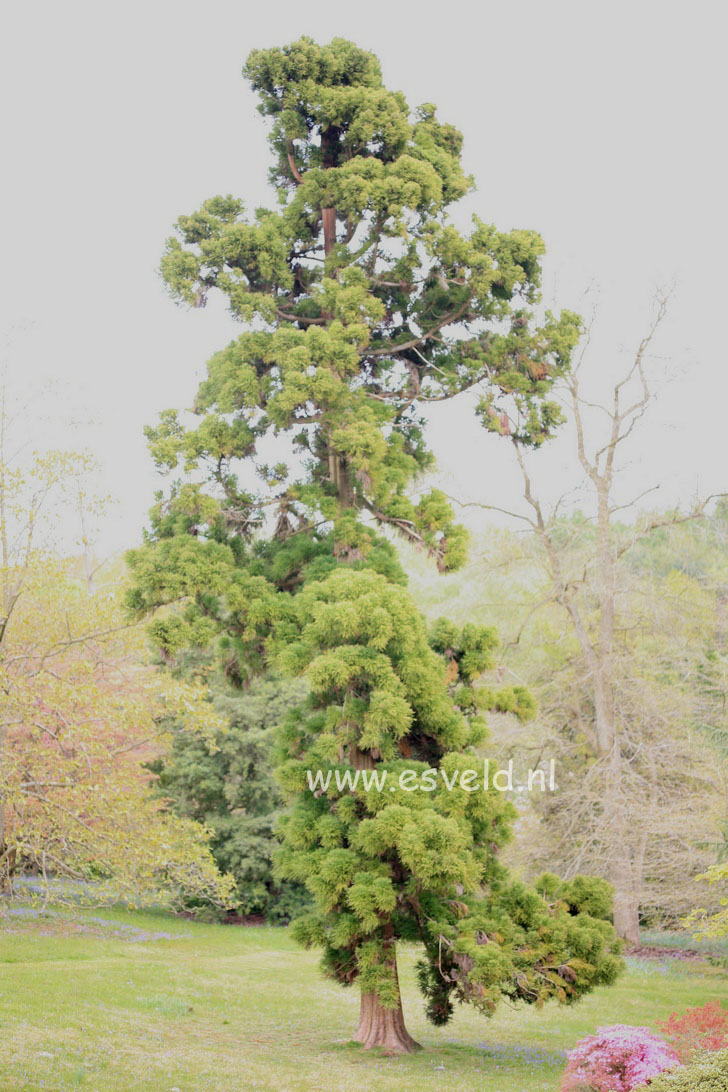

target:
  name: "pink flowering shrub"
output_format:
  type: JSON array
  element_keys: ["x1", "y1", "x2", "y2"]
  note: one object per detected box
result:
[{"x1": 560, "y1": 1025, "x2": 681, "y2": 1092}]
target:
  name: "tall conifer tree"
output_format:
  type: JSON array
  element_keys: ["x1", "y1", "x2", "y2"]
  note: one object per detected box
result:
[{"x1": 128, "y1": 38, "x2": 621, "y2": 1053}]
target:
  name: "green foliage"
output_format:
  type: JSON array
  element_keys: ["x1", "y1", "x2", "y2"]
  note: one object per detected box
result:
[
  {"x1": 633, "y1": 1048, "x2": 728, "y2": 1090},
  {"x1": 273, "y1": 568, "x2": 622, "y2": 1016},
  {"x1": 148, "y1": 676, "x2": 309, "y2": 922},
  {"x1": 429, "y1": 617, "x2": 498, "y2": 681},
  {"x1": 535, "y1": 873, "x2": 615, "y2": 920},
  {"x1": 131, "y1": 34, "x2": 581, "y2": 619},
  {"x1": 686, "y1": 859, "x2": 728, "y2": 939}
]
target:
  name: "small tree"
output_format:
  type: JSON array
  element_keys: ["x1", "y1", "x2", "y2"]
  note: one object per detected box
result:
[
  {"x1": 0, "y1": 552, "x2": 236, "y2": 910},
  {"x1": 128, "y1": 37, "x2": 621, "y2": 1052},
  {"x1": 149, "y1": 672, "x2": 309, "y2": 922},
  {"x1": 0, "y1": 361, "x2": 234, "y2": 908}
]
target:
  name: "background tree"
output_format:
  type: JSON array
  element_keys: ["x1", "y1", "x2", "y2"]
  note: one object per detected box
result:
[
  {"x1": 0, "y1": 548, "x2": 237, "y2": 909},
  {"x1": 411, "y1": 513, "x2": 728, "y2": 933},
  {"x1": 149, "y1": 670, "x2": 309, "y2": 922},
  {"x1": 0, "y1": 365, "x2": 236, "y2": 907},
  {"x1": 443, "y1": 297, "x2": 728, "y2": 944},
  {"x1": 128, "y1": 37, "x2": 621, "y2": 1053}
]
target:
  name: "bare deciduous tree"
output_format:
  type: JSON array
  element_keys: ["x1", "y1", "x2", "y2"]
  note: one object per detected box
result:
[{"x1": 463, "y1": 294, "x2": 726, "y2": 943}]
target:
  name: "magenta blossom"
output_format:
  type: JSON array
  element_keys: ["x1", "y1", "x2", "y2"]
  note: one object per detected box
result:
[{"x1": 561, "y1": 1025, "x2": 681, "y2": 1092}]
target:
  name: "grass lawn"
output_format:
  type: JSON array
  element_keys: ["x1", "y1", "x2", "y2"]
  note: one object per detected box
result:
[{"x1": 2, "y1": 909, "x2": 728, "y2": 1092}]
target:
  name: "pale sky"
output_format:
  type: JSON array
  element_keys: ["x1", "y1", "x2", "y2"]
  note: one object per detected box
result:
[{"x1": 2, "y1": 0, "x2": 726, "y2": 555}]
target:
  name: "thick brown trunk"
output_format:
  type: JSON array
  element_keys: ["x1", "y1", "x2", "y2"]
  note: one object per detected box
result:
[
  {"x1": 594, "y1": 481, "x2": 643, "y2": 943},
  {"x1": 350, "y1": 745, "x2": 375, "y2": 769},
  {"x1": 352, "y1": 917, "x2": 420, "y2": 1053},
  {"x1": 610, "y1": 825, "x2": 641, "y2": 945},
  {"x1": 329, "y1": 448, "x2": 363, "y2": 561},
  {"x1": 608, "y1": 855, "x2": 641, "y2": 945},
  {"x1": 322, "y1": 207, "x2": 336, "y2": 256},
  {"x1": 348, "y1": 749, "x2": 420, "y2": 1052},
  {"x1": 328, "y1": 449, "x2": 354, "y2": 510},
  {"x1": 612, "y1": 887, "x2": 641, "y2": 946},
  {"x1": 354, "y1": 988, "x2": 421, "y2": 1054},
  {"x1": 320, "y1": 125, "x2": 339, "y2": 259}
]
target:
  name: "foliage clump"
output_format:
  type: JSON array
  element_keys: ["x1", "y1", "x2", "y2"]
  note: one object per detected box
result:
[
  {"x1": 275, "y1": 568, "x2": 622, "y2": 1023},
  {"x1": 148, "y1": 674, "x2": 309, "y2": 922},
  {"x1": 632, "y1": 1048, "x2": 728, "y2": 1091},
  {"x1": 687, "y1": 861, "x2": 728, "y2": 939},
  {"x1": 536, "y1": 873, "x2": 616, "y2": 921}
]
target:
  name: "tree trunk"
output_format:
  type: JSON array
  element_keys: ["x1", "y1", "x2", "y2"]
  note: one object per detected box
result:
[
  {"x1": 328, "y1": 449, "x2": 354, "y2": 510},
  {"x1": 612, "y1": 884, "x2": 641, "y2": 946},
  {"x1": 329, "y1": 448, "x2": 363, "y2": 561},
  {"x1": 322, "y1": 207, "x2": 336, "y2": 256},
  {"x1": 354, "y1": 973, "x2": 421, "y2": 1054},
  {"x1": 0, "y1": 843, "x2": 16, "y2": 897},
  {"x1": 0, "y1": 722, "x2": 12, "y2": 896},
  {"x1": 320, "y1": 125, "x2": 340, "y2": 259},
  {"x1": 607, "y1": 835, "x2": 641, "y2": 945},
  {"x1": 602, "y1": 724, "x2": 642, "y2": 945},
  {"x1": 345, "y1": 822, "x2": 420, "y2": 1053},
  {"x1": 350, "y1": 744, "x2": 375, "y2": 770}
]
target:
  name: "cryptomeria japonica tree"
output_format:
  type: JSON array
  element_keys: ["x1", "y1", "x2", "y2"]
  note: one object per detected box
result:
[{"x1": 127, "y1": 37, "x2": 622, "y2": 1053}]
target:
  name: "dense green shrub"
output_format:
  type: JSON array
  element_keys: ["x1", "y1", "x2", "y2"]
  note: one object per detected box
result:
[
  {"x1": 148, "y1": 675, "x2": 309, "y2": 922},
  {"x1": 536, "y1": 872, "x2": 616, "y2": 921},
  {"x1": 633, "y1": 1048, "x2": 728, "y2": 1090}
]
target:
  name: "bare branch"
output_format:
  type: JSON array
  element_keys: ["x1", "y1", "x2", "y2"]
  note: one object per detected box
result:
[
  {"x1": 443, "y1": 491, "x2": 535, "y2": 528},
  {"x1": 365, "y1": 301, "x2": 470, "y2": 359},
  {"x1": 286, "y1": 143, "x2": 302, "y2": 184},
  {"x1": 615, "y1": 494, "x2": 726, "y2": 559}
]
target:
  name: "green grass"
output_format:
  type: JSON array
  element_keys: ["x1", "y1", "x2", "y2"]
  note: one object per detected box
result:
[{"x1": 2, "y1": 909, "x2": 728, "y2": 1091}]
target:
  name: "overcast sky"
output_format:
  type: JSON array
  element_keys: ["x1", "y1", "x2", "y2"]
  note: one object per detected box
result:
[{"x1": 2, "y1": 0, "x2": 726, "y2": 555}]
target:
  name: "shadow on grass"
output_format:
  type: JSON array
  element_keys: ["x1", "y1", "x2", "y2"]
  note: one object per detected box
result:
[{"x1": 330, "y1": 1035, "x2": 567, "y2": 1069}]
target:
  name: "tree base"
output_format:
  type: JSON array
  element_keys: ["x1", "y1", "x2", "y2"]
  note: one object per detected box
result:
[
  {"x1": 613, "y1": 890, "x2": 641, "y2": 947},
  {"x1": 354, "y1": 991, "x2": 421, "y2": 1055}
]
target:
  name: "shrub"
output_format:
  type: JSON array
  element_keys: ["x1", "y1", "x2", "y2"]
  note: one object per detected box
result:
[
  {"x1": 536, "y1": 872, "x2": 616, "y2": 920},
  {"x1": 560, "y1": 1025, "x2": 681, "y2": 1092},
  {"x1": 632, "y1": 1047, "x2": 728, "y2": 1090},
  {"x1": 659, "y1": 1002, "x2": 728, "y2": 1062},
  {"x1": 148, "y1": 674, "x2": 310, "y2": 923}
]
